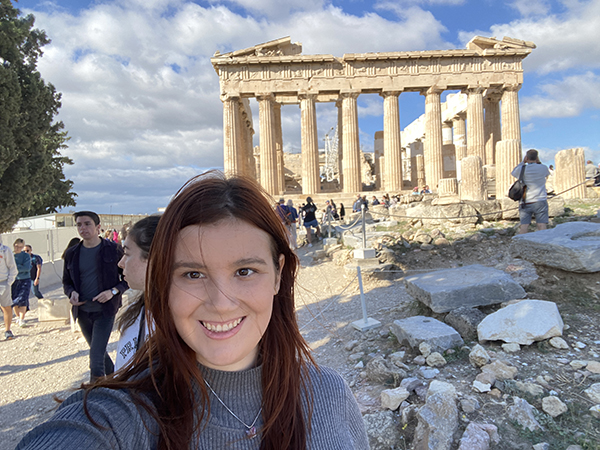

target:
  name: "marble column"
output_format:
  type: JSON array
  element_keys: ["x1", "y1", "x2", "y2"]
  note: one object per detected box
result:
[
  {"x1": 300, "y1": 93, "x2": 320, "y2": 195},
  {"x1": 341, "y1": 91, "x2": 361, "y2": 193},
  {"x1": 416, "y1": 154, "x2": 425, "y2": 188},
  {"x1": 466, "y1": 87, "x2": 485, "y2": 164},
  {"x1": 460, "y1": 155, "x2": 485, "y2": 201},
  {"x1": 501, "y1": 84, "x2": 522, "y2": 142},
  {"x1": 381, "y1": 90, "x2": 403, "y2": 192},
  {"x1": 442, "y1": 122, "x2": 453, "y2": 145},
  {"x1": 439, "y1": 178, "x2": 458, "y2": 196},
  {"x1": 555, "y1": 148, "x2": 586, "y2": 199},
  {"x1": 222, "y1": 94, "x2": 241, "y2": 176},
  {"x1": 336, "y1": 99, "x2": 343, "y2": 187},
  {"x1": 273, "y1": 102, "x2": 284, "y2": 195},
  {"x1": 257, "y1": 93, "x2": 277, "y2": 195},
  {"x1": 495, "y1": 139, "x2": 521, "y2": 199},
  {"x1": 452, "y1": 113, "x2": 467, "y2": 161},
  {"x1": 484, "y1": 92, "x2": 501, "y2": 166},
  {"x1": 422, "y1": 87, "x2": 444, "y2": 190}
]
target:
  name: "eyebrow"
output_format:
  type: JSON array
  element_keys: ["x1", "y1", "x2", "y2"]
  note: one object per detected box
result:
[{"x1": 172, "y1": 257, "x2": 269, "y2": 271}]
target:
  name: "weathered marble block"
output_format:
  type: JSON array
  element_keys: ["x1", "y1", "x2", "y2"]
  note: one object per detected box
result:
[
  {"x1": 510, "y1": 222, "x2": 600, "y2": 273},
  {"x1": 404, "y1": 264, "x2": 526, "y2": 313}
]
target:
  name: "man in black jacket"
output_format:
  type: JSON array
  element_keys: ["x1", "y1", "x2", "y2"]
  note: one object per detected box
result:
[{"x1": 63, "y1": 211, "x2": 128, "y2": 381}]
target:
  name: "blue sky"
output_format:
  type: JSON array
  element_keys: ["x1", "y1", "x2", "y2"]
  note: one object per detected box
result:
[{"x1": 12, "y1": 0, "x2": 600, "y2": 214}]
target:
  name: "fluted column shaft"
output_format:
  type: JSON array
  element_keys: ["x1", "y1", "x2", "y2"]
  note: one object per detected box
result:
[
  {"x1": 466, "y1": 87, "x2": 485, "y2": 164},
  {"x1": 273, "y1": 102, "x2": 284, "y2": 195},
  {"x1": 452, "y1": 113, "x2": 467, "y2": 161},
  {"x1": 484, "y1": 93, "x2": 501, "y2": 166},
  {"x1": 336, "y1": 99, "x2": 343, "y2": 186},
  {"x1": 422, "y1": 87, "x2": 444, "y2": 190},
  {"x1": 300, "y1": 93, "x2": 320, "y2": 195},
  {"x1": 381, "y1": 91, "x2": 403, "y2": 192},
  {"x1": 342, "y1": 91, "x2": 361, "y2": 193},
  {"x1": 495, "y1": 139, "x2": 521, "y2": 199},
  {"x1": 460, "y1": 155, "x2": 485, "y2": 201},
  {"x1": 501, "y1": 85, "x2": 522, "y2": 142},
  {"x1": 222, "y1": 95, "x2": 242, "y2": 176},
  {"x1": 555, "y1": 148, "x2": 586, "y2": 199},
  {"x1": 257, "y1": 94, "x2": 277, "y2": 195}
]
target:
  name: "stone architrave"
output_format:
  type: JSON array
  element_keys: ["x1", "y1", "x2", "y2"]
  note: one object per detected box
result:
[
  {"x1": 300, "y1": 92, "x2": 320, "y2": 195},
  {"x1": 381, "y1": 91, "x2": 403, "y2": 192},
  {"x1": 273, "y1": 102, "x2": 284, "y2": 194},
  {"x1": 555, "y1": 148, "x2": 586, "y2": 199},
  {"x1": 257, "y1": 93, "x2": 277, "y2": 195},
  {"x1": 423, "y1": 87, "x2": 444, "y2": 190},
  {"x1": 439, "y1": 178, "x2": 458, "y2": 196},
  {"x1": 466, "y1": 87, "x2": 486, "y2": 164},
  {"x1": 341, "y1": 91, "x2": 361, "y2": 193},
  {"x1": 222, "y1": 95, "x2": 242, "y2": 176},
  {"x1": 484, "y1": 92, "x2": 501, "y2": 166},
  {"x1": 495, "y1": 139, "x2": 521, "y2": 199},
  {"x1": 416, "y1": 154, "x2": 425, "y2": 188},
  {"x1": 460, "y1": 155, "x2": 485, "y2": 201}
]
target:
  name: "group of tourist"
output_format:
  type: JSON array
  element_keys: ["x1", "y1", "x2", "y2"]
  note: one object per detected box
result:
[
  {"x1": 1, "y1": 240, "x2": 44, "y2": 340},
  {"x1": 13, "y1": 171, "x2": 369, "y2": 449}
]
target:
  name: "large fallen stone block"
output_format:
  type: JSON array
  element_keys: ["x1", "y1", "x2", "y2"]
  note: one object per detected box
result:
[
  {"x1": 510, "y1": 222, "x2": 600, "y2": 273},
  {"x1": 477, "y1": 299, "x2": 564, "y2": 345},
  {"x1": 390, "y1": 316, "x2": 464, "y2": 352},
  {"x1": 405, "y1": 264, "x2": 526, "y2": 313},
  {"x1": 414, "y1": 381, "x2": 459, "y2": 450}
]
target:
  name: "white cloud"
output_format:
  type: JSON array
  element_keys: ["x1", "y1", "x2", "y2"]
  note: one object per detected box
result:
[
  {"x1": 521, "y1": 72, "x2": 600, "y2": 119},
  {"x1": 508, "y1": 0, "x2": 551, "y2": 17},
  {"x1": 458, "y1": 0, "x2": 600, "y2": 74}
]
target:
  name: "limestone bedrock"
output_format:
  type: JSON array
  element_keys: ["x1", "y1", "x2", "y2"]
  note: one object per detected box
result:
[
  {"x1": 404, "y1": 264, "x2": 526, "y2": 313},
  {"x1": 510, "y1": 222, "x2": 600, "y2": 273}
]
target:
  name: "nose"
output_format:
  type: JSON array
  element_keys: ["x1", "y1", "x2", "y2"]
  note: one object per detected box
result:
[
  {"x1": 118, "y1": 255, "x2": 125, "y2": 269},
  {"x1": 204, "y1": 278, "x2": 238, "y2": 315}
]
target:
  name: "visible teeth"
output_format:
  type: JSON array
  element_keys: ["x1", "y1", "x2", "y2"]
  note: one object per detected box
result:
[{"x1": 202, "y1": 318, "x2": 242, "y2": 332}]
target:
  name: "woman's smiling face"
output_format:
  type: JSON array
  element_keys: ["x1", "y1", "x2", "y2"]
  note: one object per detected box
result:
[{"x1": 169, "y1": 219, "x2": 284, "y2": 372}]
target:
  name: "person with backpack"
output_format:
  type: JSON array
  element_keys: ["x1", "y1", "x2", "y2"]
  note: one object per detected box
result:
[
  {"x1": 511, "y1": 149, "x2": 550, "y2": 234},
  {"x1": 301, "y1": 197, "x2": 321, "y2": 248}
]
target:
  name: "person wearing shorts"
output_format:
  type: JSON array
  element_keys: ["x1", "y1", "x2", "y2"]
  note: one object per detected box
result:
[
  {"x1": 301, "y1": 197, "x2": 321, "y2": 247},
  {"x1": 0, "y1": 242, "x2": 18, "y2": 340},
  {"x1": 511, "y1": 149, "x2": 551, "y2": 234}
]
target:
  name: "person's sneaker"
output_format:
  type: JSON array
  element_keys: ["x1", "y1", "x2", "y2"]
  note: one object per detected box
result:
[
  {"x1": 18, "y1": 320, "x2": 28, "y2": 328},
  {"x1": 5, "y1": 330, "x2": 14, "y2": 340},
  {"x1": 308, "y1": 243, "x2": 313, "y2": 248}
]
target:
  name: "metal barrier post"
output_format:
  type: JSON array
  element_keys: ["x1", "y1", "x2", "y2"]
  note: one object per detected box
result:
[{"x1": 351, "y1": 266, "x2": 381, "y2": 331}]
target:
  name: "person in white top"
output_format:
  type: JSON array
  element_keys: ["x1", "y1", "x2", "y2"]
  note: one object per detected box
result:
[
  {"x1": 511, "y1": 149, "x2": 551, "y2": 234},
  {"x1": 0, "y1": 241, "x2": 18, "y2": 340},
  {"x1": 114, "y1": 215, "x2": 161, "y2": 371}
]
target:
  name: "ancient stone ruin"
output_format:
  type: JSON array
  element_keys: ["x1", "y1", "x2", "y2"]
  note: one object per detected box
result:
[{"x1": 211, "y1": 35, "x2": 536, "y2": 200}]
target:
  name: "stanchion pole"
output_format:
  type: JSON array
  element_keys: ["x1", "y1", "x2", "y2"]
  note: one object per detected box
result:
[{"x1": 351, "y1": 266, "x2": 381, "y2": 332}]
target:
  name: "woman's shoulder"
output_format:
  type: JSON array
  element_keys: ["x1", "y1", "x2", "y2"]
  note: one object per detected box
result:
[{"x1": 306, "y1": 365, "x2": 352, "y2": 398}]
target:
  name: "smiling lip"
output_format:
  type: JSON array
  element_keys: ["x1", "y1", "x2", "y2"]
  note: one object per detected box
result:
[{"x1": 200, "y1": 318, "x2": 244, "y2": 339}]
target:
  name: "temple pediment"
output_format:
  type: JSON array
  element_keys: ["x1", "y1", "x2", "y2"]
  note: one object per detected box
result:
[
  {"x1": 213, "y1": 36, "x2": 302, "y2": 58},
  {"x1": 467, "y1": 36, "x2": 536, "y2": 53}
]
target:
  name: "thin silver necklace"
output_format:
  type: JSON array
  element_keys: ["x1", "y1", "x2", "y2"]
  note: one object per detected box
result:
[{"x1": 204, "y1": 379, "x2": 262, "y2": 439}]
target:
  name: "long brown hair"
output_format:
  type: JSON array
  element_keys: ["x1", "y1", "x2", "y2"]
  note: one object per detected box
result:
[{"x1": 88, "y1": 171, "x2": 315, "y2": 449}]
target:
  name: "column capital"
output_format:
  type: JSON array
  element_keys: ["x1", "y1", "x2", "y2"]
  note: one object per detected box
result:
[
  {"x1": 221, "y1": 93, "x2": 240, "y2": 102},
  {"x1": 420, "y1": 86, "x2": 444, "y2": 96},
  {"x1": 256, "y1": 93, "x2": 275, "y2": 102},
  {"x1": 483, "y1": 90, "x2": 503, "y2": 103},
  {"x1": 380, "y1": 89, "x2": 402, "y2": 98},
  {"x1": 502, "y1": 84, "x2": 522, "y2": 93},
  {"x1": 340, "y1": 89, "x2": 360, "y2": 99},
  {"x1": 452, "y1": 112, "x2": 467, "y2": 121},
  {"x1": 462, "y1": 86, "x2": 486, "y2": 95},
  {"x1": 298, "y1": 91, "x2": 319, "y2": 101}
]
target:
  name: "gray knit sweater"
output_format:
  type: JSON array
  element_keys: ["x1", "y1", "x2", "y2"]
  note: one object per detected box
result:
[{"x1": 16, "y1": 364, "x2": 368, "y2": 449}]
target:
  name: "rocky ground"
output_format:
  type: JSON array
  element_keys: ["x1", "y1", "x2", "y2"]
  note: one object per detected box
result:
[{"x1": 2, "y1": 199, "x2": 600, "y2": 450}]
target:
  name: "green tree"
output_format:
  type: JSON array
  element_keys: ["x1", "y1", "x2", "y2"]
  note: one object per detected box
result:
[{"x1": 0, "y1": 0, "x2": 76, "y2": 232}]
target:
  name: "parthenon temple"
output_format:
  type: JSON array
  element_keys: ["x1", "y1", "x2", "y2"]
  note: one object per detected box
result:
[{"x1": 211, "y1": 36, "x2": 536, "y2": 199}]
